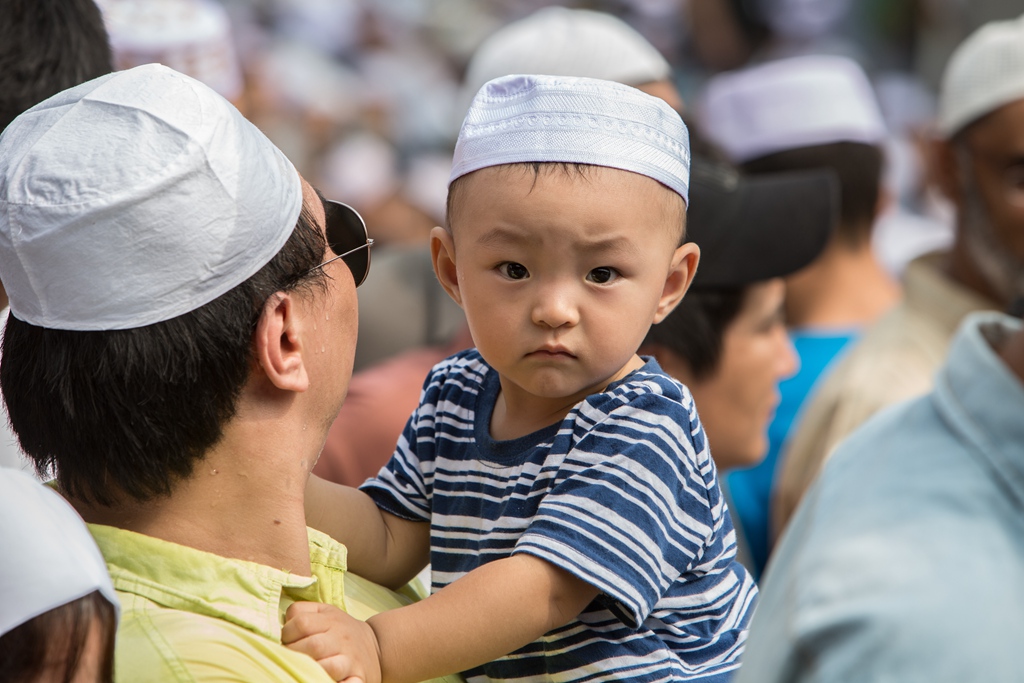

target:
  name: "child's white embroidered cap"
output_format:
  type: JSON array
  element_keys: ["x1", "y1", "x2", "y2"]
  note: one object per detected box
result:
[
  {"x1": 700, "y1": 55, "x2": 887, "y2": 163},
  {"x1": 450, "y1": 74, "x2": 691, "y2": 203},
  {"x1": 0, "y1": 63, "x2": 301, "y2": 331},
  {"x1": 937, "y1": 13, "x2": 1024, "y2": 137}
]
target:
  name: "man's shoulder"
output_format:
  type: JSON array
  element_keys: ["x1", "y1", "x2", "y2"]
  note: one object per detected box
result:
[
  {"x1": 113, "y1": 591, "x2": 334, "y2": 683},
  {"x1": 742, "y1": 397, "x2": 1024, "y2": 682}
]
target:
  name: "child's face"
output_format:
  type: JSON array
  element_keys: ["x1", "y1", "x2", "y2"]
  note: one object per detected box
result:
[{"x1": 433, "y1": 164, "x2": 698, "y2": 409}]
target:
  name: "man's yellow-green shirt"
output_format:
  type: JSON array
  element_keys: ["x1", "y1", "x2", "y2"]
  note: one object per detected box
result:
[{"x1": 90, "y1": 524, "x2": 462, "y2": 683}]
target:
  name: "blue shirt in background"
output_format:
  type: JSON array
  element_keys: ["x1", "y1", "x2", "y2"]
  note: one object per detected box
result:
[{"x1": 726, "y1": 329, "x2": 858, "y2": 580}]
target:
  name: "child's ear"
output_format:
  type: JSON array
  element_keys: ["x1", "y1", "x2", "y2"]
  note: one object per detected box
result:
[
  {"x1": 431, "y1": 226, "x2": 463, "y2": 307},
  {"x1": 653, "y1": 242, "x2": 699, "y2": 324}
]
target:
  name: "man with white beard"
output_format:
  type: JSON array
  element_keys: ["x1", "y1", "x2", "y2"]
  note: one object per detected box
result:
[{"x1": 772, "y1": 13, "x2": 1024, "y2": 537}]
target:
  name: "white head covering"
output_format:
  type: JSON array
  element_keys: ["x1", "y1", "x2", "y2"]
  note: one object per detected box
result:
[
  {"x1": 700, "y1": 54, "x2": 887, "y2": 163},
  {"x1": 0, "y1": 63, "x2": 302, "y2": 331},
  {"x1": 96, "y1": 0, "x2": 244, "y2": 102},
  {"x1": 97, "y1": 0, "x2": 245, "y2": 101},
  {"x1": 460, "y1": 7, "x2": 671, "y2": 113},
  {"x1": 937, "y1": 13, "x2": 1024, "y2": 137},
  {"x1": 0, "y1": 468, "x2": 119, "y2": 636},
  {"x1": 451, "y1": 74, "x2": 691, "y2": 202}
]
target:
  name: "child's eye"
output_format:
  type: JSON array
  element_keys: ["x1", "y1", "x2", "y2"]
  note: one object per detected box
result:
[
  {"x1": 499, "y1": 262, "x2": 529, "y2": 280},
  {"x1": 587, "y1": 267, "x2": 619, "y2": 284}
]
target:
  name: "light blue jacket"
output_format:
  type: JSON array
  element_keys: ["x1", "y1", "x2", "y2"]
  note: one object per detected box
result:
[{"x1": 736, "y1": 311, "x2": 1024, "y2": 682}]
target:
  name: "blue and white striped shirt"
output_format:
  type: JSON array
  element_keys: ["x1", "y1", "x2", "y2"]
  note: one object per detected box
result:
[{"x1": 362, "y1": 350, "x2": 757, "y2": 682}]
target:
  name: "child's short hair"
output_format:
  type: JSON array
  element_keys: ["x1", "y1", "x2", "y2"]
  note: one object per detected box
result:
[{"x1": 445, "y1": 161, "x2": 687, "y2": 245}]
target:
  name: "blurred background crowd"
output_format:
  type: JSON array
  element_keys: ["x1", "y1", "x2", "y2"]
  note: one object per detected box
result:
[
  {"x1": 80, "y1": 0, "x2": 1024, "y2": 570},
  {"x1": 81, "y1": 0, "x2": 1017, "y2": 361},
  {"x1": 3, "y1": 0, "x2": 1024, "y2": 679}
]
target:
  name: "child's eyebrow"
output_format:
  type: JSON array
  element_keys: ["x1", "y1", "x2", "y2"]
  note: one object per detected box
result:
[
  {"x1": 476, "y1": 226, "x2": 532, "y2": 247},
  {"x1": 574, "y1": 236, "x2": 641, "y2": 257},
  {"x1": 477, "y1": 227, "x2": 640, "y2": 256}
]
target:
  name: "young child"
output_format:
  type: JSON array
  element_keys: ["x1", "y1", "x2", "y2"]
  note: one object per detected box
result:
[{"x1": 289, "y1": 74, "x2": 757, "y2": 683}]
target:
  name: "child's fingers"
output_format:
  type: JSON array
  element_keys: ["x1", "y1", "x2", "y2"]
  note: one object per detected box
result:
[
  {"x1": 282, "y1": 602, "x2": 338, "y2": 644},
  {"x1": 289, "y1": 635, "x2": 366, "y2": 682},
  {"x1": 285, "y1": 600, "x2": 335, "y2": 621},
  {"x1": 286, "y1": 632, "x2": 343, "y2": 662},
  {"x1": 319, "y1": 654, "x2": 364, "y2": 683},
  {"x1": 281, "y1": 602, "x2": 381, "y2": 683}
]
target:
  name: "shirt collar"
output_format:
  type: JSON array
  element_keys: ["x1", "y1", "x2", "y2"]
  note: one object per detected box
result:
[
  {"x1": 90, "y1": 524, "x2": 347, "y2": 642},
  {"x1": 934, "y1": 312, "x2": 1024, "y2": 505}
]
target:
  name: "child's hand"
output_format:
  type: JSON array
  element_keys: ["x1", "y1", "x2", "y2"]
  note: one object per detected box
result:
[{"x1": 283, "y1": 602, "x2": 383, "y2": 683}]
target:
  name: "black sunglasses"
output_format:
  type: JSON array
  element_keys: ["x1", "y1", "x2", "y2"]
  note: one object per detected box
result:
[{"x1": 310, "y1": 199, "x2": 374, "y2": 286}]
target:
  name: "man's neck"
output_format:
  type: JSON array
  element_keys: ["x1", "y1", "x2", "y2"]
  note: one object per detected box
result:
[
  {"x1": 74, "y1": 410, "x2": 320, "y2": 577},
  {"x1": 947, "y1": 232, "x2": 1010, "y2": 309},
  {"x1": 784, "y1": 235, "x2": 900, "y2": 329}
]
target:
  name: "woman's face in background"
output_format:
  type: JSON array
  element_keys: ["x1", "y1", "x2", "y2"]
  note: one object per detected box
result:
[{"x1": 655, "y1": 279, "x2": 798, "y2": 470}]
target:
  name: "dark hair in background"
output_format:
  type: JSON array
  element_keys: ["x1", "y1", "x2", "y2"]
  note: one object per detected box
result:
[
  {"x1": 0, "y1": 590, "x2": 117, "y2": 683},
  {"x1": 644, "y1": 287, "x2": 747, "y2": 381},
  {"x1": 1, "y1": 206, "x2": 327, "y2": 506},
  {"x1": 0, "y1": 0, "x2": 113, "y2": 132},
  {"x1": 741, "y1": 141, "x2": 883, "y2": 247}
]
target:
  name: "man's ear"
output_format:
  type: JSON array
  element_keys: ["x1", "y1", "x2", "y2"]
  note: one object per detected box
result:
[
  {"x1": 431, "y1": 226, "x2": 463, "y2": 307},
  {"x1": 253, "y1": 292, "x2": 309, "y2": 393},
  {"x1": 654, "y1": 242, "x2": 700, "y2": 324}
]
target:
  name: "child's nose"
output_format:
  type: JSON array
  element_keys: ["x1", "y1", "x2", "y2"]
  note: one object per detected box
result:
[{"x1": 531, "y1": 285, "x2": 580, "y2": 329}]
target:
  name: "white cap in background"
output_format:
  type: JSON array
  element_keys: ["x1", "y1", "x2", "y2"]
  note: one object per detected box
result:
[
  {"x1": 0, "y1": 469, "x2": 119, "y2": 636},
  {"x1": 459, "y1": 7, "x2": 671, "y2": 117},
  {"x1": 97, "y1": 0, "x2": 244, "y2": 102},
  {"x1": 700, "y1": 54, "x2": 887, "y2": 163},
  {"x1": 937, "y1": 13, "x2": 1024, "y2": 137}
]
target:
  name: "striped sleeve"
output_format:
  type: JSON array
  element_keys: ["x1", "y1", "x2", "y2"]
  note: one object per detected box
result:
[{"x1": 514, "y1": 387, "x2": 714, "y2": 629}]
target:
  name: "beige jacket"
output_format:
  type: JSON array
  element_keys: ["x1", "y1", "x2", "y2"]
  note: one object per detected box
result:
[{"x1": 772, "y1": 252, "x2": 995, "y2": 541}]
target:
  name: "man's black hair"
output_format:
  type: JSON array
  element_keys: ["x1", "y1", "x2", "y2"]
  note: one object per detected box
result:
[
  {"x1": 0, "y1": 206, "x2": 327, "y2": 506},
  {"x1": 0, "y1": 0, "x2": 113, "y2": 132},
  {"x1": 644, "y1": 287, "x2": 747, "y2": 381},
  {"x1": 741, "y1": 141, "x2": 883, "y2": 247}
]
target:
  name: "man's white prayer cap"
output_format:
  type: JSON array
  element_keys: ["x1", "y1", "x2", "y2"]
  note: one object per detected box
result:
[
  {"x1": 937, "y1": 13, "x2": 1024, "y2": 137},
  {"x1": 0, "y1": 468, "x2": 119, "y2": 637},
  {"x1": 700, "y1": 55, "x2": 887, "y2": 163},
  {"x1": 451, "y1": 74, "x2": 691, "y2": 203},
  {"x1": 460, "y1": 7, "x2": 671, "y2": 113},
  {"x1": 0, "y1": 63, "x2": 302, "y2": 331}
]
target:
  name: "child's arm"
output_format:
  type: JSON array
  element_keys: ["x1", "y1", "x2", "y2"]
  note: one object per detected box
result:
[
  {"x1": 305, "y1": 474, "x2": 430, "y2": 589},
  {"x1": 284, "y1": 553, "x2": 599, "y2": 683}
]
